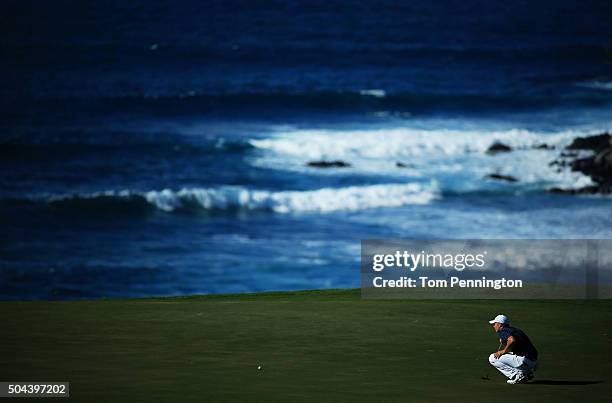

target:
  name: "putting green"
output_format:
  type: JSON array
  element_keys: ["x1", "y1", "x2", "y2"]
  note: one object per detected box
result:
[{"x1": 1, "y1": 290, "x2": 611, "y2": 402}]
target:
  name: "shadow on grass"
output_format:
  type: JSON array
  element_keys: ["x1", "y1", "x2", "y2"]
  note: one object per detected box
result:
[{"x1": 530, "y1": 380, "x2": 602, "y2": 385}]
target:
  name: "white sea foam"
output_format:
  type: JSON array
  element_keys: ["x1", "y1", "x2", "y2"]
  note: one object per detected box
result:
[
  {"x1": 576, "y1": 81, "x2": 612, "y2": 91},
  {"x1": 359, "y1": 89, "x2": 386, "y2": 98},
  {"x1": 46, "y1": 182, "x2": 439, "y2": 213},
  {"x1": 143, "y1": 183, "x2": 437, "y2": 213},
  {"x1": 249, "y1": 127, "x2": 601, "y2": 189},
  {"x1": 249, "y1": 128, "x2": 578, "y2": 159}
]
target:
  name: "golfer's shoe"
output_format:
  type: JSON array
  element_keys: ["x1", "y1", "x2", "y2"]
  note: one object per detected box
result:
[{"x1": 506, "y1": 375, "x2": 528, "y2": 384}]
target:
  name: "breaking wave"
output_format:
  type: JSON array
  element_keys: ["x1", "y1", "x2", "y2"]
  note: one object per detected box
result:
[
  {"x1": 31, "y1": 182, "x2": 438, "y2": 214},
  {"x1": 249, "y1": 127, "x2": 604, "y2": 189}
]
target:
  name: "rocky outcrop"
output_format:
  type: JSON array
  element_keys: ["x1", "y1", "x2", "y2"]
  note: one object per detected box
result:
[
  {"x1": 566, "y1": 133, "x2": 611, "y2": 151},
  {"x1": 548, "y1": 133, "x2": 612, "y2": 195},
  {"x1": 571, "y1": 149, "x2": 612, "y2": 186}
]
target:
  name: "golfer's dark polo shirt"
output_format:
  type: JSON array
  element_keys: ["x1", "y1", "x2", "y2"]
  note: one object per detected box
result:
[{"x1": 499, "y1": 326, "x2": 538, "y2": 361}]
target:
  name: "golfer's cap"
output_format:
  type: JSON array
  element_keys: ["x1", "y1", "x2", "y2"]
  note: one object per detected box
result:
[{"x1": 488, "y1": 314, "x2": 509, "y2": 325}]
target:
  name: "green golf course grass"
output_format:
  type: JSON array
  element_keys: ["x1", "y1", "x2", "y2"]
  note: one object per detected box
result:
[{"x1": 2, "y1": 289, "x2": 611, "y2": 402}]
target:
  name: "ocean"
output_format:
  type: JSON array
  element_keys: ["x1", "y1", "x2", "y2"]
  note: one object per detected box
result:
[{"x1": 1, "y1": 0, "x2": 611, "y2": 299}]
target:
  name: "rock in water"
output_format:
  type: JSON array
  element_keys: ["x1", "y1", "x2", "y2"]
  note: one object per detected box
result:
[
  {"x1": 549, "y1": 186, "x2": 601, "y2": 195},
  {"x1": 486, "y1": 174, "x2": 518, "y2": 182},
  {"x1": 566, "y1": 133, "x2": 611, "y2": 152},
  {"x1": 486, "y1": 142, "x2": 512, "y2": 155},
  {"x1": 549, "y1": 133, "x2": 612, "y2": 195},
  {"x1": 306, "y1": 160, "x2": 351, "y2": 168},
  {"x1": 570, "y1": 148, "x2": 612, "y2": 192}
]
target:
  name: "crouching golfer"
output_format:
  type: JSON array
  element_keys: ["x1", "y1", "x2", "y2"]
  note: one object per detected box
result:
[{"x1": 488, "y1": 314, "x2": 538, "y2": 384}]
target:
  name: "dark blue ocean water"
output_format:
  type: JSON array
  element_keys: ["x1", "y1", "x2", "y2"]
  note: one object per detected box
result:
[{"x1": 1, "y1": 0, "x2": 612, "y2": 299}]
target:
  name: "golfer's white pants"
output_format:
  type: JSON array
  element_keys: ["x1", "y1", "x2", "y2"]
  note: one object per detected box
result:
[{"x1": 488, "y1": 353, "x2": 537, "y2": 379}]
